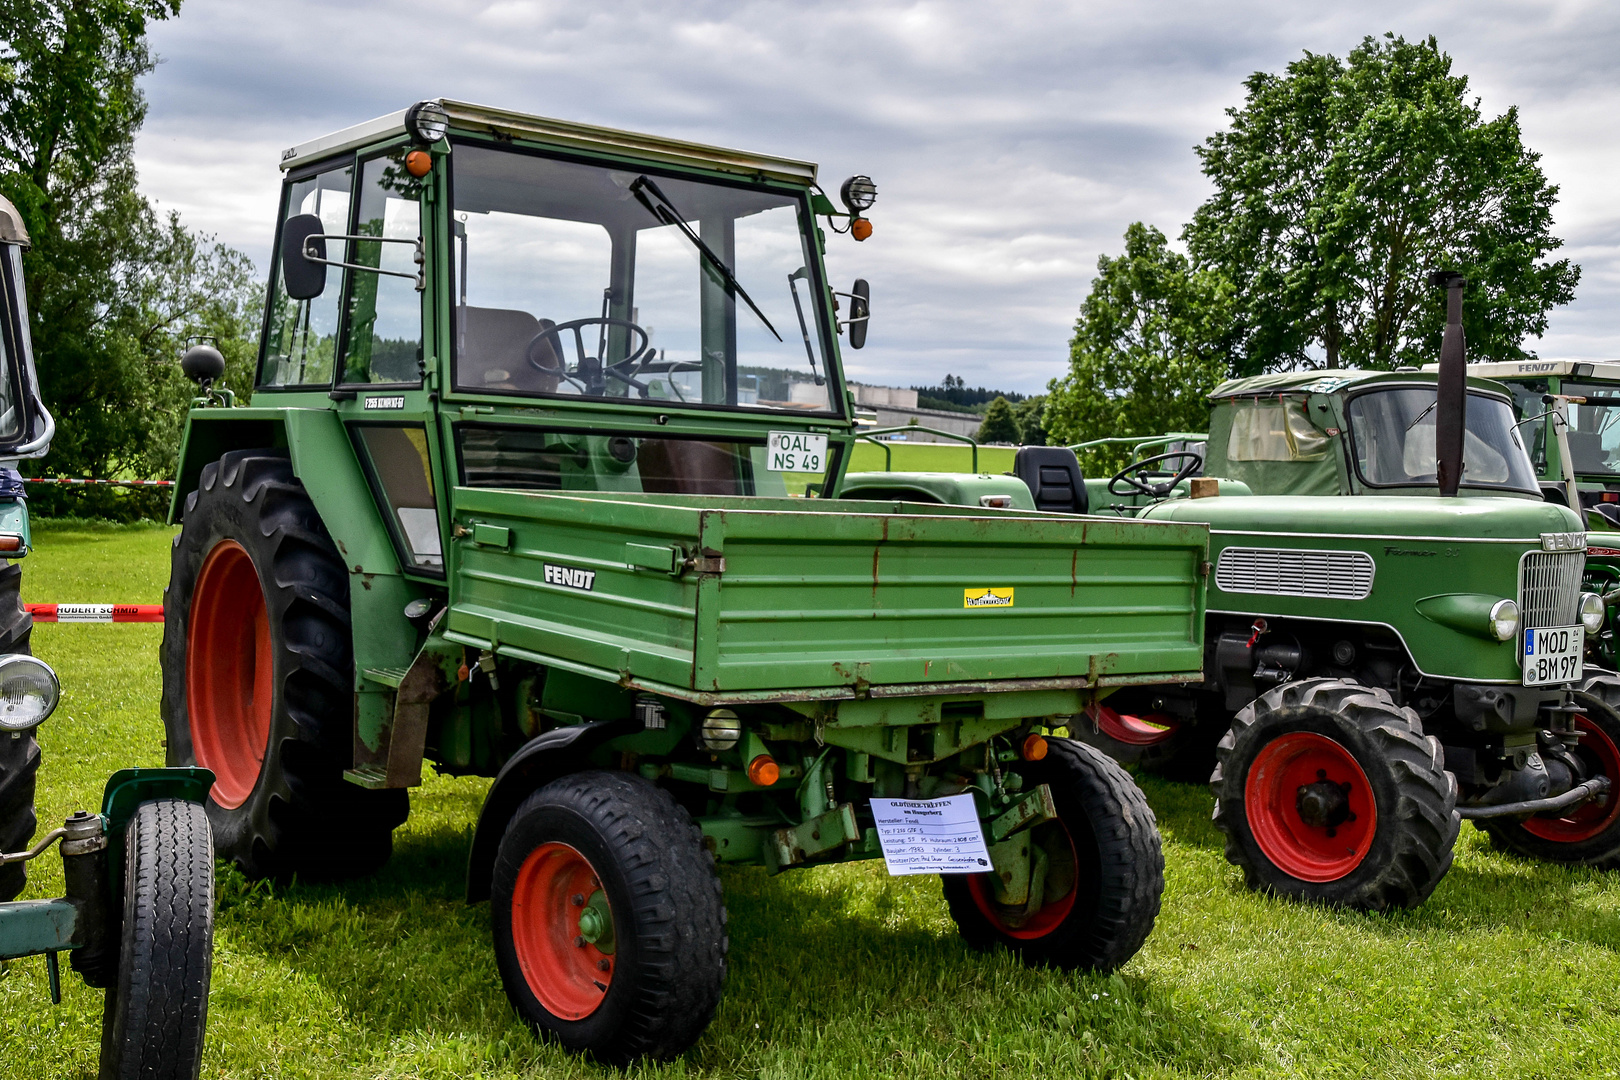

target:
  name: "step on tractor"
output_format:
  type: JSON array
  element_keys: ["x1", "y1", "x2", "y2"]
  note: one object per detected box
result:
[
  {"x1": 161, "y1": 100, "x2": 1213, "y2": 1063},
  {"x1": 1451, "y1": 359, "x2": 1620, "y2": 668},
  {"x1": 843, "y1": 276, "x2": 1620, "y2": 913},
  {"x1": 0, "y1": 196, "x2": 216, "y2": 1080}
]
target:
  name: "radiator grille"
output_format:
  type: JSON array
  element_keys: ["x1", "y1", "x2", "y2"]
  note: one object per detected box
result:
[
  {"x1": 1518, "y1": 550, "x2": 1584, "y2": 629},
  {"x1": 1215, "y1": 547, "x2": 1375, "y2": 600}
]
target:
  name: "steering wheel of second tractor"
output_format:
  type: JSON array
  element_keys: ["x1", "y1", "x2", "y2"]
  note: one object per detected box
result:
[
  {"x1": 1107, "y1": 451, "x2": 1206, "y2": 499},
  {"x1": 527, "y1": 317, "x2": 653, "y2": 397}
]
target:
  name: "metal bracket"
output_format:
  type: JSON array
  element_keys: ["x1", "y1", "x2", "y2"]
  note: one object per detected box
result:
[
  {"x1": 764, "y1": 803, "x2": 860, "y2": 873},
  {"x1": 0, "y1": 827, "x2": 65, "y2": 867}
]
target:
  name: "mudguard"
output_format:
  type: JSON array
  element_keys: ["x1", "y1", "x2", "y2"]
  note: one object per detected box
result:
[{"x1": 464, "y1": 720, "x2": 634, "y2": 902}]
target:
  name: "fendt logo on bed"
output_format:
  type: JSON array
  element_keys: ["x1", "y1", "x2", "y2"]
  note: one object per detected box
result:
[{"x1": 544, "y1": 563, "x2": 596, "y2": 591}]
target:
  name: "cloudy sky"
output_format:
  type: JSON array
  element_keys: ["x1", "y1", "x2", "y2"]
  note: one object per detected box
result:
[{"x1": 132, "y1": 0, "x2": 1620, "y2": 395}]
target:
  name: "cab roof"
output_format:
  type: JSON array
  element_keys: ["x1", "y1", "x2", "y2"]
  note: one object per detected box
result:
[
  {"x1": 279, "y1": 98, "x2": 819, "y2": 186},
  {"x1": 1211, "y1": 367, "x2": 1512, "y2": 400},
  {"x1": 1421, "y1": 359, "x2": 1620, "y2": 383}
]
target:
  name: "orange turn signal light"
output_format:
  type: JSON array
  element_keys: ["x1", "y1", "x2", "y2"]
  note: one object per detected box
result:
[
  {"x1": 405, "y1": 149, "x2": 433, "y2": 178},
  {"x1": 1021, "y1": 734, "x2": 1048, "y2": 761},
  {"x1": 851, "y1": 217, "x2": 873, "y2": 241},
  {"x1": 748, "y1": 754, "x2": 780, "y2": 787},
  {"x1": 0, "y1": 535, "x2": 23, "y2": 552}
]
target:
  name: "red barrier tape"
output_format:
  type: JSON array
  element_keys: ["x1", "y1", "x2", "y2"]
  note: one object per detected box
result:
[
  {"x1": 27, "y1": 604, "x2": 163, "y2": 623},
  {"x1": 22, "y1": 479, "x2": 174, "y2": 487}
]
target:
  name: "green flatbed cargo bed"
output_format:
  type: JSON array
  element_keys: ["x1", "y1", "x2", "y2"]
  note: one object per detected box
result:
[{"x1": 446, "y1": 489, "x2": 1209, "y2": 702}]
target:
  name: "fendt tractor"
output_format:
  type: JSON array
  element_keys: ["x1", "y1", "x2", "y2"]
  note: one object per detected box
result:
[
  {"x1": 160, "y1": 100, "x2": 1213, "y2": 1063},
  {"x1": 845, "y1": 277, "x2": 1620, "y2": 914},
  {"x1": 1452, "y1": 359, "x2": 1620, "y2": 666},
  {"x1": 0, "y1": 196, "x2": 215, "y2": 1080}
]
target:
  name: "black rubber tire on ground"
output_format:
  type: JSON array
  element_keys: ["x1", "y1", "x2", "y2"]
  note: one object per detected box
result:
[
  {"x1": 160, "y1": 450, "x2": 407, "y2": 880},
  {"x1": 0, "y1": 560, "x2": 36, "y2": 902},
  {"x1": 490, "y1": 770, "x2": 727, "y2": 1064},
  {"x1": 1212, "y1": 678, "x2": 1459, "y2": 911},
  {"x1": 98, "y1": 799, "x2": 215, "y2": 1080},
  {"x1": 941, "y1": 738, "x2": 1165, "y2": 972},
  {"x1": 1477, "y1": 673, "x2": 1620, "y2": 867}
]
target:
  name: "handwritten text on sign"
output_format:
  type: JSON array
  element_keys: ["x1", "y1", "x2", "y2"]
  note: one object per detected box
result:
[
  {"x1": 767, "y1": 431, "x2": 827, "y2": 473},
  {"x1": 870, "y1": 794, "x2": 992, "y2": 875}
]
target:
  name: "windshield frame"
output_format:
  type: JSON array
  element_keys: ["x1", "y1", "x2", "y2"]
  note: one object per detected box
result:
[
  {"x1": 443, "y1": 135, "x2": 846, "y2": 420},
  {"x1": 1343, "y1": 384, "x2": 1541, "y2": 495}
]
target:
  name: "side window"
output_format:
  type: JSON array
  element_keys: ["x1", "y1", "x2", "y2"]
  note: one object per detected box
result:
[
  {"x1": 342, "y1": 154, "x2": 425, "y2": 385},
  {"x1": 262, "y1": 165, "x2": 352, "y2": 387},
  {"x1": 1227, "y1": 398, "x2": 1328, "y2": 462},
  {"x1": 355, "y1": 426, "x2": 442, "y2": 572}
]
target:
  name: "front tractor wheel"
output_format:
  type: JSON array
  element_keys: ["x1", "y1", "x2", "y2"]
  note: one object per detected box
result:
[
  {"x1": 942, "y1": 738, "x2": 1165, "y2": 972},
  {"x1": 1213, "y1": 679, "x2": 1459, "y2": 911},
  {"x1": 491, "y1": 771, "x2": 727, "y2": 1064},
  {"x1": 160, "y1": 450, "x2": 407, "y2": 880},
  {"x1": 1478, "y1": 673, "x2": 1620, "y2": 866}
]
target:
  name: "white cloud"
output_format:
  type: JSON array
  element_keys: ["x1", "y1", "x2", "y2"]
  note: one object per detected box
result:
[{"x1": 133, "y1": 0, "x2": 1620, "y2": 392}]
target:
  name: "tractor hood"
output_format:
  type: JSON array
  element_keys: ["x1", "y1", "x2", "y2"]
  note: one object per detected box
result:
[{"x1": 1141, "y1": 493, "x2": 1583, "y2": 542}]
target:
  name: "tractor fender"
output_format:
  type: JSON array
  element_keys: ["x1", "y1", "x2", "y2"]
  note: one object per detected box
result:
[{"x1": 465, "y1": 720, "x2": 635, "y2": 902}]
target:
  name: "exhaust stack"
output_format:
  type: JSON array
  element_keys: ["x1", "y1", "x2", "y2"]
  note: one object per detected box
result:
[{"x1": 1431, "y1": 272, "x2": 1467, "y2": 497}]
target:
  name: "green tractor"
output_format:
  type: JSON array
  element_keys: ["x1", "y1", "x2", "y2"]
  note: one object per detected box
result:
[
  {"x1": 161, "y1": 100, "x2": 1214, "y2": 1063},
  {"x1": 1447, "y1": 359, "x2": 1620, "y2": 666},
  {"x1": 847, "y1": 279, "x2": 1620, "y2": 912},
  {"x1": 0, "y1": 195, "x2": 216, "y2": 1080}
]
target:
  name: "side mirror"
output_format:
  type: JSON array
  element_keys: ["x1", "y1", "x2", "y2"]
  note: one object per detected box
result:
[
  {"x1": 848, "y1": 278, "x2": 870, "y2": 350},
  {"x1": 280, "y1": 213, "x2": 327, "y2": 300},
  {"x1": 181, "y1": 344, "x2": 226, "y2": 387}
]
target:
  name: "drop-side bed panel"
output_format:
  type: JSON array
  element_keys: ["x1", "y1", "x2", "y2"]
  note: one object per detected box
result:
[{"x1": 447, "y1": 489, "x2": 1208, "y2": 696}]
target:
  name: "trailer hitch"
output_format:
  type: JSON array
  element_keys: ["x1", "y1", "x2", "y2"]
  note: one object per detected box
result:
[{"x1": 1458, "y1": 775, "x2": 1612, "y2": 819}]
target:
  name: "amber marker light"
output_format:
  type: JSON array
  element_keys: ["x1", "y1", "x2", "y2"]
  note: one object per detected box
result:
[
  {"x1": 0, "y1": 535, "x2": 23, "y2": 552},
  {"x1": 1021, "y1": 734, "x2": 1049, "y2": 761},
  {"x1": 748, "y1": 755, "x2": 780, "y2": 786},
  {"x1": 405, "y1": 150, "x2": 433, "y2": 178},
  {"x1": 851, "y1": 217, "x2": 873, "y2": 241}
]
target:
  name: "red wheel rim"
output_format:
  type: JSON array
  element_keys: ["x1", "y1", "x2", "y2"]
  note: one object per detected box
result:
[
  {"x1": 186, "y1": 540, "x2": 272, "y2": 810},
  {"x1": 965, "y1": 821, "x2": 1079, "y2": 939},
  {"x1": 1524, "y1": 715, "x2": 1620, "y2": 843},
  {"x1": 1245, "y1": 731, "x2": 1378, "y2": 882},
  {"x1": 511, "y1": 842, "x2": 615, "y2": 1020},
  {"x1": 1089, "y1": 703, "x2": 1179, "y2": 747}
]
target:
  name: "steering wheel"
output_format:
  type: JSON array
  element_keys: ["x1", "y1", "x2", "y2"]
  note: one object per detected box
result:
[
  {"x1": 1107, "y1": 451, "x2": 1205, "y2": 499},
  {"x1": 527, "y1": 317, "x2": 653, "y2": 397}
]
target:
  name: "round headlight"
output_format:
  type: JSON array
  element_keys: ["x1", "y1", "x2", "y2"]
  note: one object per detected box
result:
[
  {"x1": 1580, "y1": 591, "x2": 1607, "y2": 635},
  {"x1": 840, "y1": 175, "x2": 878, "y2": 213},
  {"x1": 1490, "y1": 599, "x2": 1520, "y2": 643},
  {"x1": 0, "y1": 654, "x2": 59, "y2": 730},
  {"x1": 699, "y1": 708, "x2": 741, "y2": 752},
  {"x1": 405, "y1": 100, "x2": 450, "y2": 145}
]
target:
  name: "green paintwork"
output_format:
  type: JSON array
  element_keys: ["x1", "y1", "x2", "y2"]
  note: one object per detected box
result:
[
  {"x1": 0, "y1": 898, "x2": 78, "y2": 959},
  {"x1": 839, "y1": 471, "x2": 1035, "y2": 509},
  {"x1": 0, "y1": 499, "x2": 30, "y2": 556},
  {"x1": 169, "y1": 102, "x2": 1210, "y2": 893},
  {"x1": 1414, "y1": 593, "x2": 1509, "y2": 641}
]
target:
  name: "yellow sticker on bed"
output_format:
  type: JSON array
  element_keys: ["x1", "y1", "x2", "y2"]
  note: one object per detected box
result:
[{"x1": 963, "y1": 588, "x2": 1014, "y2": 608}]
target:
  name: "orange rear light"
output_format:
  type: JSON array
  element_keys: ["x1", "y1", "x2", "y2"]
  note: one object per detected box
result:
[
  {"x1": 405, "y1": 149, "x2": 433, "y2": 177},
  {"x1": 748, "y1": 755, "x2": 780, "y2": 787},
  {"x1": 1021, "y1": 734, "x2": 1048, "y2": 761},
  {"x1": 0, "y1": 535, "x2": 23, "y2": 552}
]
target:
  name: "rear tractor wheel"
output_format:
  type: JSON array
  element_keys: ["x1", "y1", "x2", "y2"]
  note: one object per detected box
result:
[
  {"x1": 160, "y1": 450, "x2": 407, "y2": 880},
  {"x1": 490, "y1": 771, "x2": 728, "y2": 1064},
  {"x1": 0, "y1": 560, "x2": 36, "y2": 902},
  {"x1": 1477, "y1": 673, "x2": 1620, "y2": 866},
  {"x1": 1212, "y1": 678, "x2": 1459, "y2": 910},
  {"x1": 942, "y1": 738, "x2": 1165, "y2": 971}
]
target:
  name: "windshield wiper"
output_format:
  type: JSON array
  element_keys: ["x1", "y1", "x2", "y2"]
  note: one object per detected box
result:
[
  {"x1": 1406, "y1": 399, "x2": 1438, "y2": 432},
  {"x1": 629, "y1": 176, "x2": 782, "y2": 342}
]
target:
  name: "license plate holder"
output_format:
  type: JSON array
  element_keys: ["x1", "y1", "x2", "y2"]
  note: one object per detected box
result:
[{"x1": 1523, "y1": 624, "x2": 1583, "y2": 686}]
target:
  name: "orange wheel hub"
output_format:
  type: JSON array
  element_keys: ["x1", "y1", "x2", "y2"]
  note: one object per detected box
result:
[
  {"x1": 186, "y1": 540, "x2": 272, "y2": 810},
  {"x1": 511, "y1": 842, "x2": 615, "y2": 1020}
]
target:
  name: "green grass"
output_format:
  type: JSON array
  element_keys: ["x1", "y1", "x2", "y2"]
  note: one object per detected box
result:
[{"x1": 9, "y1": 523, "x2": 1620, "y2": 1077}]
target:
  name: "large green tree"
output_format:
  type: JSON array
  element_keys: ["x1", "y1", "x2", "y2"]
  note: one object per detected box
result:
[
  {"x1": 1045, "y1": 223, "x2": 1234, "y2": 472},
  {"x1": 0, "y1": 0, "x2": 257, "y2": 517},
  {"x1": 1186, "y1": 33, "x2": 1578, "y2": 373}
]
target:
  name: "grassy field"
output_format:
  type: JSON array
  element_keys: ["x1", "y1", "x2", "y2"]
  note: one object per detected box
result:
[{"x1": 9, "y1": 523, "x2": 1620, "y2": 1078}]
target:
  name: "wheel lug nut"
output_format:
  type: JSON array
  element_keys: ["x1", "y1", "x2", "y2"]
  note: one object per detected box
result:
[
  {"x1": 597, "y1": 959, "x2": 611, "y2": 971},
  {"x1": 571, "y1": 893, "x2": 585, "y2": 906},
  {"x1": 575, "y1": 936, "x2": 586, "y2": 948}
]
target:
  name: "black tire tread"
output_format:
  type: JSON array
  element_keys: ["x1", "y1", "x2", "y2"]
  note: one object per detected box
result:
[
  {"x1": 98, "y1": 799, "x2": 214, "y2": 1080},
  {"x1": 1212, "y1": 678, "x2": 1459, "y2": 911},
  {"x1": 0, "y1": 559, "x2": 36, "y2": 902},
  {"x1": 161, "y1": 449, "x2": 406, "y2": 880},
  {"x1": 942, "y1": 737, "x2": 1165, "y2": 972},
  {"x1": 492, "y1": 771, "x2": 727, "y2": 1063}
]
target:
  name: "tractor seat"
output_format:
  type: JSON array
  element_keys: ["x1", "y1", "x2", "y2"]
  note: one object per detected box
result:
[
  {"x1": 456, "y1": 306, "x2": 562, "y2": 394},
  {"x1": 1014, "y1": 446, "x2": 1088, "y2": 514}
]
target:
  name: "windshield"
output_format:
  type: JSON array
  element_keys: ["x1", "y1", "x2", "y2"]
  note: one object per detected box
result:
[
  {"x1": 1346, "y1": 387, "x2": 1539, "y2": 492},
  {"x1": 449, "y1": 143, "x2": 837, "y2": 413}
]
